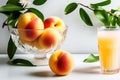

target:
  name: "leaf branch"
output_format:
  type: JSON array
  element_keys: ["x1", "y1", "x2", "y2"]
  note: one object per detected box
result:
[
  {"x1": 77, "y1": 2, "x2": 117, "y2": 17},
  {"x1": 2, "y1": 19, "x2": 8, "y2": 28},
  {"x1": 77, "y1": 3, "x2": 94, "y2": 11},
  {"x1": 74, "y1": 2, "x2": 120, "y2": 27}
]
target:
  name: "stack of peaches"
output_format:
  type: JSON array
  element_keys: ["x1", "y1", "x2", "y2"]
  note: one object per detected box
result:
[
  {"x1": 17, "y1": 12, "x2": 66, "y2": 50},
  {"x1": 16, "y1": 12, "x2": 74, "y2": 76}
]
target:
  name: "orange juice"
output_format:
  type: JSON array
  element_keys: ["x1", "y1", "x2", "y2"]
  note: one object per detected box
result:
[{"x1": 98, "y1": 27, "x2": 120, "y2": 74}]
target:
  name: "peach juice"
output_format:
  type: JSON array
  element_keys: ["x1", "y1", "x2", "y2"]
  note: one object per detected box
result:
[{"x1": 98, "y1": 27, "x2": 120, "y2": 74}]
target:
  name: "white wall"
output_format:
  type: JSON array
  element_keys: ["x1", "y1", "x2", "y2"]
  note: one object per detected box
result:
[{"x1": 0, "y1": 0, "x2": 119, "y2": 54}]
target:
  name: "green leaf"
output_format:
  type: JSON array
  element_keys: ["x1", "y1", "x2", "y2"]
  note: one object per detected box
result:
[
  {"x1": 0, "y1": 4, "x2": 23, "y2": 12},
  {"x1": 1, "y1": 12, "x2": 11, "y2": 17},
  {"x1": 109, "y1": 15, "x2": 116, "y2": 27},
  {"x1": 27, "y1": 8, "x2": 44, "y2": 22},
  {"x1": 94, "y1": 10, "x2": 110, "y2": 26},
  {"x1": 117, "y1": 16, "x2": 120, "y2": 26},
  {"x1": 83, "y1": 54, "x2": 99, "y2": 63},
  {"x1": 7, "y1": 0, "x2": 20, "y2": 5},
  {"x1": 8, "y1": 19, "x2": 18, "y2": 27},
  {"x1": 7, "y1": 12, "x2": 21, "y2": 27},
  {"x1": 79, "y1": 8, "x2": 93, "y2": 26},
  {"x1": 9, "y1": 59, "x2": 36, "y2": 66},
  {"x1": 33, "y1": 0, "x2": 47, "y2": 5},
  {"x1": 7, "y1": 36, "x2": 17, "y2": 60},
  {"x1": 64, "y1": 2, "x2": 78, "y2": 15},
  {"x1": 91, "y1": 0, "x2": 111, "y2": 8},
  {"x1": 111, "y1": 9, "x2": 117, "y2": 13}
]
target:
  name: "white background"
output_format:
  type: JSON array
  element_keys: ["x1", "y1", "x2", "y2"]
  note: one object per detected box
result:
[{"x1": 0, "y1": 0, "x2": 119, "y2": 54}]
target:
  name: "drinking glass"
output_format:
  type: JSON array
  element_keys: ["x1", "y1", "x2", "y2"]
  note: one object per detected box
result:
[{"x1": 98, "y1": 26, "x2": 120, "y2": 74}]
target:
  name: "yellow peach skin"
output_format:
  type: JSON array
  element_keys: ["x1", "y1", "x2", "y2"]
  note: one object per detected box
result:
[
  {"x1": 38, "y1": 28, "x2": 61, "y2": 49},
  {"x1": 44, "y1": 16, "x2": 66, "y2": 33},
  {"x1": 34, "y1": 38, "x2": 44, "y2": 50},
  {"x1": 17, "y1": 12, "x2": 38, "y2": 29},
  {"x1": 49, "y1": 50, "x2": 74, "y2": 75},
  {"x1": 17, "y1": 12, "x2": 44, "y2": 41}
]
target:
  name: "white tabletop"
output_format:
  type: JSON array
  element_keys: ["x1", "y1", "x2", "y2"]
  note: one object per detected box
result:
[{"x1": 0, "y1": 54, "x2": 120, "y2": 80}]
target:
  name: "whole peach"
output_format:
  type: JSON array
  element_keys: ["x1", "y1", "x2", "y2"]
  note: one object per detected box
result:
[
  {"x1": 17, "y1": 13, "x2": 44, "y2": 41},
  {"x1": 49, "y1": 50, "x2": 74, "y2": 75},
  {"x1": 17, "y1": 12, "x2": 38, "y2": 29},
  {"x1": 38, "y1": 28, "x2": 61, "y2": 49},
  {"x1": 44, "y1": 16, "x2": 66, "y2": 33}
]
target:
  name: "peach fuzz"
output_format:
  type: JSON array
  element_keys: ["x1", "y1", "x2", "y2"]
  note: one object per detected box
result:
[
  {"x1": 44, "y1": 16, "x2": 66, "y2": 33},
  {"x1": 17, "y1": 12, "x2": 44, "y2": 41},
  {"x1": 49, "y1": 50, "x2": 74, "y2": 76},
  {"x1": 17, "y1": 12, "x2": 39, "y2": 29},
  {"x1": 38, "y1": 28, "x2": 61, "y2": 49}
]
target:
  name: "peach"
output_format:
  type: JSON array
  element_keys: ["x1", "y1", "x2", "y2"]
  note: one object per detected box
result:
[
  {"x1": 17, "y1": 12, "x2": 39, "y2": 29},
  {"x1": 34, "y1": 38, "x2": 44, "y2": 50},
  {"x1": 38, "y1": 28, "x2": 61, "y2": 49},
  {"x1": 49, "y1": 50, "x2": 74, "y2": 75},
  {"x1": 17, "y1": 12, "x2": 44, "y2": 41},
  {"x1": 44, "y1": 16, "x2": 66, "y2": 33}
]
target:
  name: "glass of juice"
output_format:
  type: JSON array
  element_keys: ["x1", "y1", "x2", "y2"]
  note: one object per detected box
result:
[{"x1": 98, "y1": 26, "x2": 120, "y2": 74}]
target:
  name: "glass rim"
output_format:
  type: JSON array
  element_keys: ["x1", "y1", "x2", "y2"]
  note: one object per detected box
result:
[{"x1": 97, "y1": 26, "x2": 120, "y2": 31}]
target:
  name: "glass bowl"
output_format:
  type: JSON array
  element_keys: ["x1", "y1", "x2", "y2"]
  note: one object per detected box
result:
[{"x1": 8, "y1": 26, "x2": 67, "y2": 65}]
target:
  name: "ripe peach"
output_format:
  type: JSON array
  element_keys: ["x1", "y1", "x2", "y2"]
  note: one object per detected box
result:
[
  {"x1": 38, "y1": 28, "x2": 61, "y2": 49},
  {"x1": 17, "y1": 12, "x2": 38, "y2": 29},
  {"x1": 49, "y1": 50, "x2": 74, "y2": 75},
  {"x1": 17, "y1": 12, "x2": 44, "y2": 41},
  {"x1": 44, "y1": 16, "x2": 66, "y2": 33}
]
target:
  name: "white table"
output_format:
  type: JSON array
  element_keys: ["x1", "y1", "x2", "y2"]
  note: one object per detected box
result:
[{"x1": 0, "y1": 54, "x2": 120, "y2": 80}]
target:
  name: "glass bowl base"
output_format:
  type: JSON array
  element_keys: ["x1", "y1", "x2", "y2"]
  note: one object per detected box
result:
[{"x1": 33, "y1": 57, "x2": 48, "y2": 66}]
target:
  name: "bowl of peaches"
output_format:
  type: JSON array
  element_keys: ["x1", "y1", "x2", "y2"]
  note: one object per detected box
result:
[{"x1": 9, "y1": 12, "x2": 67, "y2": 65}]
